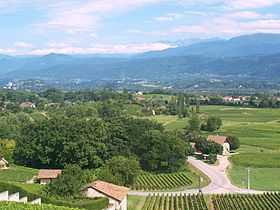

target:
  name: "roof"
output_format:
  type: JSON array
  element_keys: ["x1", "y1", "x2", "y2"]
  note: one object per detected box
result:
[
  {"x1": 84, "y1": 180, "x2": 129, "y2": 202},
  {"x1": 0, "y1": 160, "x2": 7, "y2": 166},
  {"x1": 0, "y1": 157, "x2": 8, "y2": 165},
  {"x1": 38, "y1": 169, "x2": 62, "y2": 179},
  {"x1": 207, "y1": 135, "x2": 228, "y2": 145}
]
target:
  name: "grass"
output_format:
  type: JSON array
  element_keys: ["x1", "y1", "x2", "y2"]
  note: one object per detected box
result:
[
  {"x1": 0, "y1": 165, "x2": 38, "y2": 183},
  {"x1": 145, "y1": 105, "x2": 280, "y2": 191},
  {"x1": 0, "y1": 202, "x2": 83, "y2": 210},
  {"x1": 128, "y1": 195, "x2": 147, "y2": 210}
]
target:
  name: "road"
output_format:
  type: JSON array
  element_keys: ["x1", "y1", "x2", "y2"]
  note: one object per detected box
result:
[{"x1": 129, "y1": 155, "x2": 262, "y2": 196}]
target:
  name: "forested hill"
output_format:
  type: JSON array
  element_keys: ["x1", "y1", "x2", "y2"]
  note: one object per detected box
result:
[{"x1": 1, "y1": 33, "x2": 280, "y2": 81}]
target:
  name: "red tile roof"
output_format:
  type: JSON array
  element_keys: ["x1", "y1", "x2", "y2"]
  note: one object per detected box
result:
[
  {"x1": 207, "y1": 135, "x2": 228, "y2": 145},
  {"x1": 85, "y1": 180, "x2": 129, "y2": 202},
  {"x1": 38, "y1": 169, "x2": 62, "y2": 179}
]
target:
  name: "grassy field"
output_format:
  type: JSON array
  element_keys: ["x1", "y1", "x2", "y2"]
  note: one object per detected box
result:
[
  {"x1": 0, "y1": 165, "x2": 38, "y2": 183},
  {"x1": 144, "y1": 105, "x2": 280, "y2": 191}
]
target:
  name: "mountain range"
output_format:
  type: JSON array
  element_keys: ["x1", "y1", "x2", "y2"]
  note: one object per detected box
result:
[{"x1": 1, "y1": 33, "x2": 280, "y2": 82}]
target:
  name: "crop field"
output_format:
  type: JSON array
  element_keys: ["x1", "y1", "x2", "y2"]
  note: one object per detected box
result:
[
  {"x1": 133, "y1": 172, "x2": 193, "y2": 191},
  {"x1": 0, "y1": 165, "x2": 38, "y2": 183},
  {"x1": 141, "y1": 194, "x2": 208, "y2": 210},
  {"x1": 212, "y1": 193, "x2": 280, "y2": 210}
]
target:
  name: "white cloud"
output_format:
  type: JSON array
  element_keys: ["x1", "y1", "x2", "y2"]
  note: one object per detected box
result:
[
  {"x1": 39, "y1": 0, "x2": 162, "y2": 33},
  {"x1": 26, "y1": 42, "x2": 173, "y2": 55},
  {"x1": 14, "y1": 41, "x2": 33, "y2": 48},
  {"x1": 226, "y1": 0, "x2": 280, "y2": 9}
]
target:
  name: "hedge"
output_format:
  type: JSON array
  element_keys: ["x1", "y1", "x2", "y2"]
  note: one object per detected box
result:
[{"x1": 0, "y1": 202, "x2": 82, "y2": 210}]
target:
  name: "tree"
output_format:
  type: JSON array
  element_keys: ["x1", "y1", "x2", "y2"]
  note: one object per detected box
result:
[
  {"x1": 227, "y1": 136, "x2": 240, "y2": 150},
  {"x1": 195, "y1": 138, "x2": 223, "y2": 155},
  {"x1": 97, "y1": 156, "x2": 141, "y2": 186},
  {"x1": 188, "y1": 114, "x2": 201, "y2": 132},
  {"x1": 45, "y1": 164, "x2": 88, "y2": 197},
  {"x1": 0, "y1": 139, "x2": 15, "y2": 162},
  {"x1": 201, "y1": 116, "x2": 222, "y2": 132}
]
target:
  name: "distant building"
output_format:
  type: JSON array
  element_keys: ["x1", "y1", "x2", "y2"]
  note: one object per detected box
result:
[
  {"x1": 207, "y1": 135, "x2": 230, "y2": 156},
  {"x1": 0, "y1": 155, "x2": 9, "y2": 170},
  {"x1": 82, "y1": 180, "x2": 129, "y2": 210},
  {"x1": 19, "y1": 102, "x2": 36, "y2": 109},
  {"x1": 37, "y1": 169, "x2": 62, "y2": 185}
]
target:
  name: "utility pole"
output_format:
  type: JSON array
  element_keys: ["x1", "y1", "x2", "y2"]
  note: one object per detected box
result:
[
  {"x1": 198, "y1": 176, "x2": 203, "y2": 194},
  {"x1": 247, "y1": 167, "x2": 250, "y2": 191}
]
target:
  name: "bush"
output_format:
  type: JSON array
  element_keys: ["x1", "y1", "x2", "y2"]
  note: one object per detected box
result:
[
  {"x1": 201, "y1": 116, "x2": 222, "y2": 132},
  {"x1": 0, "y1": 202, "x2": 82, "y2": 210},
  {"x1": 227, "y1": 136, "x2": 240, "y2": 150},
  {"x1": 195, "y1": 139, "x2": 223, "y2": 155},
  {"x1": 208, "y1": 154, "x2": 217, "y2": 164}
]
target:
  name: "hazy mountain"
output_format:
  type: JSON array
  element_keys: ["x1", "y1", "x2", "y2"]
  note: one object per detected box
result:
[
  {"x1": 1, "y1": 33, "x2": 280, "y2": 82},
  {"x1": 139, "y1": 33, "x2": 280, "y2": 58}
]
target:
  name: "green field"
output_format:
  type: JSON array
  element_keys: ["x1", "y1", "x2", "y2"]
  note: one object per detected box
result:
[
  {"x1": 0, "y1": 165, "x2": 38, "y2": 183},
  {"x1": 145, "y1": 105, "x2": 280, "y2": 191},
  {"x1": 0, "y1": 202, "x2": 82, "y2": 210}
]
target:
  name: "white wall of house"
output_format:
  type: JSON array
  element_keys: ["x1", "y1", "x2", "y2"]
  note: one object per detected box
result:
[
  {"x1": 39, "y1": 178, "x2": 51, "y2": 185},
  {"x1": 223, "y1": 143, "x2": 230, "y2": 156},
  {"x1": 83, "y1": 187, "x2": 127, "y2": 210}
]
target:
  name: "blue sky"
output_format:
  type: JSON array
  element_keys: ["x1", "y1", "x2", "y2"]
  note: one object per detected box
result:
[{"x1": 0, "y1": 0, "x2": 280, "y2": 55}]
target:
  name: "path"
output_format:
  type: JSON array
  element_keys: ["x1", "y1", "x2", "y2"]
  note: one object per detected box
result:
[{"x1": 129, "y1": 155, "x2": 262, "y2": 196}]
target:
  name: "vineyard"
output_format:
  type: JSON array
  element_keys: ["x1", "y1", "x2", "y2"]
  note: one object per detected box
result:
[
  {"x1": 212, "y1": 193, "x2": 280, "y2": 210},
  {"x1": 0, "y1": 202, "x2": 82, "y2": 210},
  {"x1": 134, "y1": 172, "x2": 193, "y2": 190},
  {"x1": 141, "y1": 193, "x2": 208, "y2": 210}
]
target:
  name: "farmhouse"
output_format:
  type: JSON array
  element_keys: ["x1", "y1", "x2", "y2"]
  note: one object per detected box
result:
[
  {"x1": 19, "y1": 102, "x2": 36, "y2": 109},
  {"x1": 82, "y1": 180, "x2": 129, "y2": 210},
  {"x1": 0, "y1": 155, "x2": 9, "y2": 169},
  {"x1": 207, "y1": 135, "x2": 230, "y2": 156},
  {"x1": 37, "y1": 169, "x2": 62, "y2": 184}
]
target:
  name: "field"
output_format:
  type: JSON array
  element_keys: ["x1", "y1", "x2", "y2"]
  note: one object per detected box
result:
[
  {"x1": 144, "y1": 105, "x2": 280, "y2": 191},
  {"x1": 133, "y1": 172, "x2": 193, "y2": 191},
  {"x1": 212, "y1": 193, "x2": 280, "y2": 210},
  {"x1": 0, "y1": 165, "x2": 38, "y2": 183},
  {"x1": 141, "y1": 193, "x2": 208, "y2": 210}
]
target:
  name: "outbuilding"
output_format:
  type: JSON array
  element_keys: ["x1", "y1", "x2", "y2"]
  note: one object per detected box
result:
[
  {"x1": 37, "y1": 169, "x2": 62, "y2": 185},
  {"x1": 82, "y1": 180, "x2": 129, "y2": 210}
]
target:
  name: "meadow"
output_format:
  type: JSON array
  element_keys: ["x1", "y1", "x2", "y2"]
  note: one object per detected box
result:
[{"x1": 143, "y1": 105, "x2": 280, "y2": 191}]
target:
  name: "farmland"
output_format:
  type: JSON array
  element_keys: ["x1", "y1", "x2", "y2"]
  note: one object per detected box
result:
[
  {"x1": 133, "y1": 172, "x2": 193, "y2": 191},
  {"x1": 141, "y1": 193, "x2": 208, "y2": 210},
  {"x1": 212, "y1": 193, "x2": 280, "y2": 210},
  {"x1": 0, "y1": 202, "x2": 82, "y2": 210},
  {"x1": 144, "y1": 105, "x2": 280, "y2": 191}
]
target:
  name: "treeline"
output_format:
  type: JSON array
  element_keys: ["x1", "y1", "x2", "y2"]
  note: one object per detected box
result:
[{"x1": 13, "y1": 101, "x2": 188, "y2": 174}]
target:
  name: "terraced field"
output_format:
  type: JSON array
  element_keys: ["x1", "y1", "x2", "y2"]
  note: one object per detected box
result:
[
  {"x1": 141, "y1": 194, "x2": 208, "y2": 210},
  {"x1": 212, "y1": 193, "x2": 280, "y2": 210},
  {"x1": 133, "y1": 172, "x2": 193, "y2": 191}
]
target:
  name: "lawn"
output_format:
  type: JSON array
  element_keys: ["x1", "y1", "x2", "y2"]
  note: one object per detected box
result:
[
  {"x1": 146, "y1": 105, "x2": 280, "y2": 191},
  {"x1": 0, "y1": 165, "x2": 38, "y2": 183}
]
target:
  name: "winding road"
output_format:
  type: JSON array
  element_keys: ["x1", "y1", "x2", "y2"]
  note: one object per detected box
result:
[{"x1": 129, "y1": 155, "x2": 262, "y2": 196}]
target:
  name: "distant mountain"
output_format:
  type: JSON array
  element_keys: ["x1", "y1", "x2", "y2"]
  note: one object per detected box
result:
[
  {"x1": 1, "y1": 33, "x2": 280, "y2": 82},
  {"x1": 139, "y1": 33, "x2": 280, "y2": 58}
]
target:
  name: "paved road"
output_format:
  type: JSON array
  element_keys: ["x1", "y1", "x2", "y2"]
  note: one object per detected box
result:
[{"x1": 129, "y1": 156, "x2": 262, "y2": 196}]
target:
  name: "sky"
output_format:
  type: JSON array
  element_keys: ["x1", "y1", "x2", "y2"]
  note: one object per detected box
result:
[{"x1": 1, "y1": 0, "x2": 280, "y2": 55}]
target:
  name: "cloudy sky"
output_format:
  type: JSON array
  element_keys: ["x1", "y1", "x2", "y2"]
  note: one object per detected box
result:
[{"x1": 1, "y1": 0, "x2": 280, "y2": 55}]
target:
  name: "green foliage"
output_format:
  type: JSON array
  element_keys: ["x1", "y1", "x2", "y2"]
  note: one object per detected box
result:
[
  {"x1": 45, "y1": 165, "x2": 89, "y2": 198},
  {"x1": 195, "y1": 139, "x2": 223, "y2": 155},
  {"x1": 201, "y1": 116, "x2": 222, "y2": 132},
  {"x1": 207, "y1": 154, "x2": 217, "y2": 164},
  {"x1": 97, "y1": 156, "x2": 141, "y2": 187},
  {"x1": 187, "y1": 114, "x2": 201, "y2": 132},
  {"x1": 227, "y1": 136, "x2": 240, "y2": 150},
  {"x1": 0, "y1": 202, "x2": 82, "y2": 210},
  {"x1": 0, "y1": 139, "x2": 15, "y2": 162}
]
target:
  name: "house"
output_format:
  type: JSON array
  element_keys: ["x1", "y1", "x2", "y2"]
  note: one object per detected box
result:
[
  {"x1": 207, "y1": 135, "x2": 230, "y2": 156},
  {"x1": 37, "y1": 169, "x2": 62, "y2": 184},
  {"x1": 0, "y1": 155, "x2": 9, "y2": 169},
  {"x1": 82, "y1": 180, "x2": 129, "y2": 210},
  {"x1": 19, "y1": 102, "x2": 36, "y2": 109}
]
